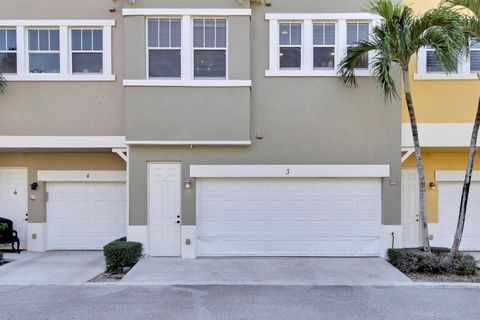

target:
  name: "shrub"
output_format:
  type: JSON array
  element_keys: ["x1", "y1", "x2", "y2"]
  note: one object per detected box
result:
[
  {"x1": 387, "y1": 247, "x2": 477, "y2": 276},
  {"x1": 0, "y1": 251, "x2": 3, "y2": 262},
  {"x1": 104, "y1": 237, "x2": 142, "y2": 272}
]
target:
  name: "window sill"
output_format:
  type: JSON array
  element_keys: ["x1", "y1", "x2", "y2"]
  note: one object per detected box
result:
[
  {"x1": 413, "y1": 73, "x2": 479, "y2": 80},
  {"x1": 123, "y1": 79, "x2": 252, "y2": 87},
  {"x1": 3, "y1": 74, "x2": 116, "y2": 82},
  {"x1": 265, "y1": 69, "x2": 371, "y2": 77}
]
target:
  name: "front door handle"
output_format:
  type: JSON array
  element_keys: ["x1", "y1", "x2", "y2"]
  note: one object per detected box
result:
[{"x1": 176, "y1": 221, "x2": 180, "y2": 224}]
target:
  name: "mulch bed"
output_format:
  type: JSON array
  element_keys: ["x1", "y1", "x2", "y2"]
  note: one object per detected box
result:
[
  {"x1": 406, "y1": 271, "x2": 480, "y2": 283},
  {"x1": 89, "y1": 268, "x2": 132, "y2": 283}
]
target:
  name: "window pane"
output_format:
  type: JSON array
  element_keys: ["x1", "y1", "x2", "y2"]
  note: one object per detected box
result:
[
  {"x1": 7, "y1": 30, "x2": 16, "y2": 51},
  {"x1": 472, "y1": 40, "x2": 480, "y2": 49},
  {"x1": 39, "y1": 30, "x2": 49, "y2": 50},
  {"x1": 148, "y1": 19, "x2": 159, "y2": 47},
  {"x1": 347, "y1": 23, "x2": 357, "y2": 45},
  {"x1": 29, "y1": 30, "x2": 38, "y2": 50},
  {"x1": 0, "y1": 53, "x2": 16, "y2": 73},
  {"x1": 324, "y1": 24, "x2": 335, "y2": 45},
  {"x1": 426, "y1": 51, "x2": 443, "y2": 72},
  {"x1": 171, "y1": 19, "x2": 181, "y2": 48},
  {"x1": 149, "y1": 50, "x2": 181, "y2": 78},
  {"x1": 290, "y1": 23, "x2": 302, "y2": 45},
  {"x1": 358, "y1": 23, "x2": 369, "y2": 41},
  {"x1": 216, "y1": 19, "x2": 227, "y2": 48},
  {"x1": 314, "y1": 47, "x2": 335, "y2": 69},
  {"x1": 280, "y1": 47, "x2": 301, "y2": 69},
  {"x1": 72, "y1": 53, "x2": 102, "y2": 73},
  {"x1": 72, "y1": 30, "x2": 81, "y2": 50},
  {"x1": 82, "y1": 30, "x2": 92, "y2": 51},
  {"x1": 159, "y1": 19, "x2": 170, "y2": 47},
  {"x1": 93, "y1": 30, "x2": 103, "y2": 50},
  {"x1": 279, "y1": 23, "x2": 290, "y2": 45},
  {"x1": 313, "y1": 24, "x2": 324, "y2": 45},
  {"x1": 193, "y1": 19, "x2": 204, "y2": 48},
  {"x1": 0, "y1": 30, "x2": 5, "y2": 51},
  {"x1": 194, "y1": 50, "x2": 226, "y2": 78},
  {"x1": 50, "y1": 30, "x2": 59, "y2": 50},
  {"x1": 29, "y1": 53, "x2": 60, "y2": 73},
  {"x1": 470, "y1": 51, "x2": 480, "y2": 72},
  {"x1": 205, "y1": 19, "x2": 216, "y2": 48}
]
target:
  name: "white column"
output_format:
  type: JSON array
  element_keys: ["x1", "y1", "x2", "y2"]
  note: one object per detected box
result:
[
  {"x1": 181, "y1": 16, "x2": 192, "y2": 80},
  {"x1": 103, "y1": 25, "x2": 113, "y2": 76},
  {"x1": 59, "y1": 26, "x2": 69, "y2": 77},
  {"x1": 303, "y1": 20, "x2": 313, "y2": 72},
  {"x1": 16, "y1": 26, "x2": 25, "y2": 76},
  {"x1": 336, "y1": 20, "x2": 347, "y2": 71},
  {"x1": 269, "y1": 19, "x2": 279, "y2": 72}
]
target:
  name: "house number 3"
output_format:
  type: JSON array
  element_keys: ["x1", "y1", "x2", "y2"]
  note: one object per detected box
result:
[{"x1": 285, "y1": 169, "x2": 290, "y2": 175}]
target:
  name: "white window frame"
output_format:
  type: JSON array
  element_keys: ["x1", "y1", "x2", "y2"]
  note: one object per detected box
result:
[
  {"x1": 192, "y1": 17, "x2": 229, "y2": 80},
  {"x1": 415, "y1": 43, "x2": 478, "y2": 80},
  {"x1": 27, "y1": 28, "x2": 61, "y2": 75},
  {"x1": 70, "y1": 27, "x2": 104, "y2": 75},
  {"x1": 312, "y1": 21, "x2": 337, "y2": 71},
  {"x1": 0, "y1": 28, "x2": 17, "y2": 74},
  {"x1": 278, "y1": 21, "x2": 303, "y2": 70},
  {"x1": 0, "y1": 20, "x2": 115, "y2": 81},
  {"x1": 346, "y1": 21, "x2": 371, "y2": 71},
  {"x1": 146, "y1": 17, "x2": 183, "y2": 80},
  {"x1": 265, "y1": 13, "x2": 381, "y2": 77}
]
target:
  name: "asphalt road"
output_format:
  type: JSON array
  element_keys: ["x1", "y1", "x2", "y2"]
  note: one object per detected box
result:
[{"x1": 0, "y1": 285, "x2": 479, "y2": 320}]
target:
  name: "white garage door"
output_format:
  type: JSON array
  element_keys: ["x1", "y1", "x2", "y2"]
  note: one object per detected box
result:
[
  {"x1": 197, "y1": 178, "x2": 382, "y2": 257},
  {"x1": 47, "y1": 182, "x2": 127, "y2": 250},
  {"x1": 437, "y1": 182, "x2": 480, "y2": 250}
]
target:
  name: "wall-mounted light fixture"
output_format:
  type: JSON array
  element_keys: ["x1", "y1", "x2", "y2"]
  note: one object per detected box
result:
[
  {"x1": 184, "y1": 179, "x2": 192, "y2": 189},
  {"x1": 429, "y1": 182, "x2": 437, "y2": 190}
]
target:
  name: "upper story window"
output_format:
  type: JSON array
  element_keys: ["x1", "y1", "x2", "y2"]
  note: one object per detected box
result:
[
  {"x1": 279, "y1": 22, "x2": 302, "y2": 69},
  {"x1": 313, "y1": 23, "x2": 335, "y2": 70},
  {"x1": 28, "y1": 29, "x2": 60, "y2": 74},
  {"x1": 265, "y1": 13, "x2": 379, "y2": 77},
  {"x1": 0, "y1": 20, "x2": 115, "y2": 81},
  {"x1": 347, "y1": 22, "x2": 369, "y2": 69},
  {"x1": 193, "y1": 18, "x2": 227, "y2": 79},
  {"x1": 71, "y1": 29, "x2": 103, "y2": 74},
  {"x1": 148, "y1": 18, "x2": 181, "y2": 78},
  {"x1": 0, "y1": 29, "x2": 16, "y2": 74},
  {"x1": 470, "y1": 40, "x2": 480, "y2": 72}
]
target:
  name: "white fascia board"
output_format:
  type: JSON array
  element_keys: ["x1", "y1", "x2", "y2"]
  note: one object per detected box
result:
[
  {"x1": 436, "y1": 170, "x2": 480, "y2": 182},
  {"x1": 38, "y1": 170, "x2": 126, "y2": 182},
  {"x1": 413, "y1": 74, "x2": 479, "y2": 81},
  {"x1": 0, "y1": 20, "x2": 115, "y2": 27},
  {"x1": 190, "y1": 165, "x2": 390, "y2": 178},
  {"x1": 123, "y1": 8, "x2": 252, "y2": 16},
  {"x1": 0, "y1": 136, "x2": 126, "y2": 148},
  {"x1": 402, "y1": 123, "x2": 480, "y2": 148},
  {"x1": 125, "y1": 140, "x2": 252, "y2": 146},
  {"x1": 265, "y1": 13, "x2": 382, "y2": 21},
  {"x1": 4, "y1": 75, "x2": 116, "y2": 82},
  {"x1": 123, "y1": 79, "x2": 252, "y2": 87}
]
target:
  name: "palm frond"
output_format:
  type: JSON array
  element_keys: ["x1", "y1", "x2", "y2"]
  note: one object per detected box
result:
[
  {"x1": 0, "y1": 74, "x2": 5, "y2": 95},
  {"x1": 338, "y1": 40, "x2": 379, "y2": 88}
]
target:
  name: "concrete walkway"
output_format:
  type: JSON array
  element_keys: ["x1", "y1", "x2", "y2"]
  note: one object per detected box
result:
[
  {"x1": 120, "y1": 257, "x2": 411, "y2": 286},
  {"x1": 0, "y1": 251, "x2": 105, "y2": 285}
]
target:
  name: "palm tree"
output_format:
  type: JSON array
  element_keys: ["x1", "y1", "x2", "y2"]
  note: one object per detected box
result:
[
  {"x1": 338, "y1": 0, "x2": 465, "y2": 252},
  {"x1": 442, "y1": 0, "x2": 480, "y2": 262}
]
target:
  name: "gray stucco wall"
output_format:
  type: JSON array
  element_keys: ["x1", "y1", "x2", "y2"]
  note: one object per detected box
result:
[
  {"x1": 0, "y1": 0, "x2": 125, "y2": 136},
  {"x1": 127, "y1": 0, "x2": 402, "y2": 227}
]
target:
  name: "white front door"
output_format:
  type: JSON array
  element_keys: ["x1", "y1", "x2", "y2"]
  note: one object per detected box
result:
[
  {"x1": 47, "y1": 182, "x2": 127, "y2": 250},
  {"x1": 148, "y1": 163, "x2": 181, "y2": 256},
  {"x1": 402, "y1": 169, "x2": 420, "y2": 247},
  {"x1": 197, "y1": 178, "x2": 382, "y2": 257},
  {"x1": 0, "y1": 168, "x2": 28, "y2": 249}
]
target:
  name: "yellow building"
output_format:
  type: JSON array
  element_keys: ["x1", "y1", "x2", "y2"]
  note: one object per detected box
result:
[{"x1": 402, "y1": 0, "x2": 480, "y2": 249}]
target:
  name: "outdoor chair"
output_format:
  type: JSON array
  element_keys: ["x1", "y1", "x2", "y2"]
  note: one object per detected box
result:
[{"x1": 0, "y1": 217, "x2": 20, "y2": 253}]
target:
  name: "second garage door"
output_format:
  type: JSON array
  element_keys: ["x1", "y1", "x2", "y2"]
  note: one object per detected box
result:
[
  {"x1": 47, "y1": 182, "x2": 127, "y2": 250},
  {"x1": 197, "y1": 178, "x2": 382, "y2": 257}
]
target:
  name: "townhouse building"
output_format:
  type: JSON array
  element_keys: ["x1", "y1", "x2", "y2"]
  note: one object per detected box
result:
[
  {"x1": 401, "y1": 0, "x2": 480, "y2": 250},
  {"x1": 0, "y1": 0, "x2": 401, "y2": 258}
]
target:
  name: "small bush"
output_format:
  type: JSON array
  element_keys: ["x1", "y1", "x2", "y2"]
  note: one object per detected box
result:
[
  {"x1": 387, "y1": 247, "x2": 477, "y2": 276},
  {"x1": 104, "y1": 237, "x2": 142, "y2": 272},
  {"x1": 0, "y1": 251, "x2": 3, "y2": 261}
]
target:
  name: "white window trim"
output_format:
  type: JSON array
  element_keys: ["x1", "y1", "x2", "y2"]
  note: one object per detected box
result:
[
  {"x1": 123, "y1": 8, "x2": 252, "y2": 17},
  {"x1": 312, "y1": 21, "x2": 337, "y2": 71},
  {"x1": 190, "y1": 165, "x2": 391, "y2": 178},
  {"x1": 27, "y1": 28, "x2": 61, "y2": 76},
  {"x1": 0, "y1": 20, "x2": 115, "y2": 81},
  {"x1": 415, "y1": 46, "x2": 479, "y2": 80},
  {"x1": 0, "y1": 27, "x2": 17, "y2": 74},
  {"x1": 123, "y1": 79, "x2": 251, "y2": 87},
  {"x1": 266, "y1": 14, "x2": 380, "y2": 77},
  {"x1": 70, "y1": 28, "x2": 105, "y2": 76}
]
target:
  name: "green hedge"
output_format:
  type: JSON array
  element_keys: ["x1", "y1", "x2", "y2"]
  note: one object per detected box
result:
[
  {"x1": 388, "y1": 247, "x2": 477, "y2": 276},
  {"x1": 103, "y1": 237, "x2": 142, "y2": 271}
]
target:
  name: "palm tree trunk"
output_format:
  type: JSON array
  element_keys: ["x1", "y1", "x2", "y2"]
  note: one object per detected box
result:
[
  {"x1": 402, "y1": 69, "x2": 431, "y2": 252},
  {"x1": 447, "y1": 97, "x2": 480, "y2": 261}
]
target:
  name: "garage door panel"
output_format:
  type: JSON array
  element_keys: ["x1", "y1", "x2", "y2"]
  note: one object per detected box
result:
[
  {"x1": 47, "y1": 182, "x2": 127, "y2": 250},
  {"x1": 197, "y1": 178, "x2": 381, "y2": 257}
]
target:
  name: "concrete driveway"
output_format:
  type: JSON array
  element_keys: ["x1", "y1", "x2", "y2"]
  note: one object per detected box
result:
[
  {"x1": 120, "y1": 257, "x2": 411, "y2": 286},
  {"x1": 0, "y1": 251, "x2": 105, "y2": 285}
]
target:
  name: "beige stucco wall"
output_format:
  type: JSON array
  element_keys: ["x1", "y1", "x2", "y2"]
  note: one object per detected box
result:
[
  {"x1": 0, "y1": 153, "x2": 126, "y2": 223},
  {"x1": 0, "y1": 0, "x2": 125, "y2": 136}
]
